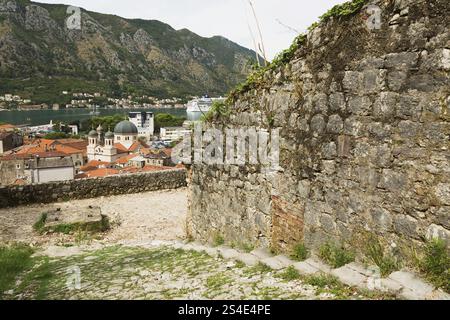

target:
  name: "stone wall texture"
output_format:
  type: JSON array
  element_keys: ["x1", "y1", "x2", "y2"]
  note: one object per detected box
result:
[
  {"x1": 188, "y1": 0, "x2": 450, "y2": 254},
  {"x1": 0, "y1": 169, "x2": 187, "y2": 208}
]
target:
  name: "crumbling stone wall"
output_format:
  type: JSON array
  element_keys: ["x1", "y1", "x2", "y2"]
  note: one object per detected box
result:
[
  {"x1": 0, "y1": 169, "x2": 187, "y2": 208},
  {"x1": 188, "y1": 0, "x2": 449, "y2": 254}
]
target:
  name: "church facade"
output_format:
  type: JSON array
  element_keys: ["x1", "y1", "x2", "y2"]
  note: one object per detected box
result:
[{"x1": 87, "y1": 121, "x2": 139, "y2": 163}]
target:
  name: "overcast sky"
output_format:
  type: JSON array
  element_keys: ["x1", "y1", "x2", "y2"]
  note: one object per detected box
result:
[{"x1": 39, "y1": 0, "x2": 347, "y2": 60}]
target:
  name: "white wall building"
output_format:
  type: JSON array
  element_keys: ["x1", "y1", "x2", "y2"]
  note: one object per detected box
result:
[
  {"x1": 29, "y1": 157, "x2": 75, "y2": 183},
  {"x1": 160, "y1": 127, "x2": 191, "y2": 143},
  {"x1": 128, "y1": 112, "x2": 154, "y2": 140}
]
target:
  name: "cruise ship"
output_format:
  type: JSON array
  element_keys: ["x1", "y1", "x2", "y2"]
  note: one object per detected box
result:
[{"x1": 186, "y1": 95, "x2": 225, "y2": 113}]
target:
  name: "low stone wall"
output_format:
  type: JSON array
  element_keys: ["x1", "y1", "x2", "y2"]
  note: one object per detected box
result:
[{"x1": 0, "y1": 169, "x2": 187, "y2": 208}]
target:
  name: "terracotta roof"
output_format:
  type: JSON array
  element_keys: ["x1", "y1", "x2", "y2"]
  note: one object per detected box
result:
[
  {"x1": 114, "y1": 141, "x2": 145, "y2": 153},
  {"x1": 80, "y1": 160, "x2": 110, "y2": 172},
  {"x1": 113, "y1": 143, "x2": 131, "y2": 154},
  {"x1": 56, "y1": 139, "x2": 88, "y2": 150},
  {"x1": 54, "y1": 144, "x2": 84, "y2": 155},
  {"x1": 13, "y1": 179, "x2": 27, "y2": 185},
  {"x1": 77, "y1": 168, "x2": 119, "y2": 178},
  {"x1": 1, "y1": 151, "x2": 68, "y2": 161},
  {"x1": 115, "y1": 154, "x2": 137, "y2": 165}
]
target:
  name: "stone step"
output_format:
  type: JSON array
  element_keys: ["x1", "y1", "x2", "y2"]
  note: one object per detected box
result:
[
  {"x1": 203, "y1": 247, "x2": 220, "y2": 257},
  {"x1": 377, "y1": 278, "x2": 404, "y2": 294},
  {"x1": 346, "y1": 262, "x2": 379, "y2": 277},
  {"x1": 218, "y1": 246, "x2": 240, "y2": 260},
  {"x1": 235, "y1": 253, "x2": 260, "y2": 266},
  {"x1": 250, "y1": 248, "x2": 273, "y2": 260},
  {"x1": 261, "y1": 255, "x2": 293, "y2": 270},
  {"x1": 388, "y1": 271, "x2": 435, "y2": 300},
  {"x1": 331, "y1": 265, "x2": 368, "y2": 290},
  {"x1": 293, "y1": 261, "x2": 321, "y2": 275},
  {"x1": 305, "y1": 258, "x2": 332, "y2": 273}
]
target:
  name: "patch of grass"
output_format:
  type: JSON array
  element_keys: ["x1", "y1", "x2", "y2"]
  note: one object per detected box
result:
[
  {"x1": 304, "y1": 273, "x2": 340, "y2": 288},
  {"x1": 417, "y1": 239, "x2": 449, "y2": 293},
  {"x1": 290, "y1": 243, "x2": 309, "y2": 262},
  {"x1": 253, "y1": 262, "x2": 273, "y2": 274},
  {"x1": 278, "y1": 266, "x2": 301, "y2": 281},
  {"x1": 366, "y1": 237, "x2": 400, "y2": 277},
  {"x1": 319, "y1": 242, "x2": 355, "y2": 268},
  {"x1": 205, "y1": 273, "x2": 231, "y2": 290},
  {"x1": 213, "y1": 234, "x2": 225, "y2": 247},
  {"x1": 243, "y1": 262, "x2": 273, "y2": 277},
  {"x1": 235, "y1": 261, "x2": 245, "y2": 269},
  {"x1": 0, "y1": 244, "x2": 35, "y2": 298},
  {"x1": 33, "y1": 213, "x2": 110, "y2": 235}
]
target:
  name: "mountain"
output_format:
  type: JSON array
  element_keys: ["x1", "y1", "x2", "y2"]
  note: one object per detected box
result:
[{"x1": 0, "y1": 0, "x2": 259, "y2": 103}]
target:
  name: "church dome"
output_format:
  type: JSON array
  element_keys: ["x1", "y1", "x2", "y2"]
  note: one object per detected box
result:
[
  {"x1": 114, "y1": 120, "x2": 138, "y2": 135},
  {"x1": 88, "y1": 130, "x2": 98, "y2": 137},
  {"x1": 105, "y1": 131, "x2": 114, "y2": 139}
]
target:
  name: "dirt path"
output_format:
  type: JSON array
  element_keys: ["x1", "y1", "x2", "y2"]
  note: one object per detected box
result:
[{"x1": 0, "y1": 188, "x2": 188, "y2": 246}]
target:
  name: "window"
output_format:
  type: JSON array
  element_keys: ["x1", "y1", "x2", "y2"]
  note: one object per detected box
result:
[{"x1": 16, "y1": 164, "x2": 21, "y2": 169}]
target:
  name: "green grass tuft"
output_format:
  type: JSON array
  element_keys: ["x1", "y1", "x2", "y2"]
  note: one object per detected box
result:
[
  {"x1": 418, "y1": 239, "x2": 449, "y2": 293},
  {"x1": 304, "y1": 273, "x2": 341, "y2": 288},
  {"x1": 213, "y1": 234, "x2": 225, "y2": 247},
  {"x1": 319, "y1": 242, "x2": 355, "y2": 268},
  {"x1": 290, "y1": 243, "x2": 309, "y2": 262},
  {"x1": 365, "y1": 237, "x2": 400, "y2": 277},
  {"x1": 278, "y1": 266, "x2": 301, "y2": 281}
]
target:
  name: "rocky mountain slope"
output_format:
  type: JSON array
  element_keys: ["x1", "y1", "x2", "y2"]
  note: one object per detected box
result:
[{"x1": 0, "y1": 0, "x2": 259, "y2": 102}]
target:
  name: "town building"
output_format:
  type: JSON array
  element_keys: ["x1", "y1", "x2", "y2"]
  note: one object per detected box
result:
[
  {"x1": 87, "y1": 120, "x2": 143, "y2": 163},
  {"x1": 128, "y1": 112, "x2": 154, "y2": 140},
  {"x1": 0, "y1": 131, "x2": 23, "y2": 154},
  {"x1": 160, "y1": 127, "x2": 191, "y2": 143},
  {"x1": 0, "y1": 152, "x2": 74, "y2": 185},
  {"x1": 141, "y1": 149, "x2": 171, "y2": 167},
  {"x1": 12, "y1": 138, "x2": 87, "y2": 170}
]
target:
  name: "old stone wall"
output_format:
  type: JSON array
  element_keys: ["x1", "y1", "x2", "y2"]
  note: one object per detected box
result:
[
  {"x1": 0, "y1": 168, "x2": 187, "y2": 208},
  {"x1": 188, "y1": 0, "x2": 449, "y2": 254}
]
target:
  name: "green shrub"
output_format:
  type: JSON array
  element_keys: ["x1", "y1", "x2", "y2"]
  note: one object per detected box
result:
[
  {"x1": 366, "y1": 237, "x2": 400, "y2": 277},
  {"x1": 290, "y1": 243, "x2": 309, "y2": 262},
  {"x1": 418, "y1": 239, "x2": 449, "y2": 293},
  {"x1": 319, "y1": 242, "x2": 355, "y2": 268}
]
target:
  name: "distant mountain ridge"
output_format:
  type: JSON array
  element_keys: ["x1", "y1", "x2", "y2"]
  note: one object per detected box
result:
[{"x1": 0, "y1": 0, "x2": 259, "y2": 103}]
